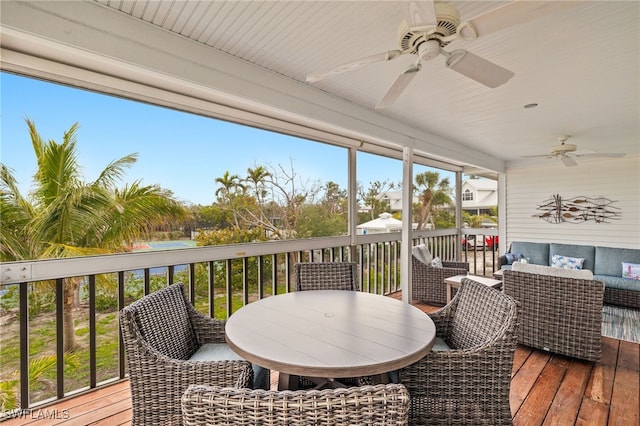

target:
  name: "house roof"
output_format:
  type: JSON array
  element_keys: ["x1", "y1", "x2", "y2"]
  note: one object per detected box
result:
[
  {"x1": 357, "y1": 212, "x2": 403, "y2": 231},
  {"x1": 463, "y1": 179, "x2": 497, "y2": 191}
]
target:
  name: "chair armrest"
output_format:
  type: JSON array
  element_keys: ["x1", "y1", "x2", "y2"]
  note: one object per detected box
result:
[
  {"x1": 442, "y1": 261, "x2": 470, "y2": 271},
  {"x1": 186, "y1": 302, "x2": 227, "y2": 345}
]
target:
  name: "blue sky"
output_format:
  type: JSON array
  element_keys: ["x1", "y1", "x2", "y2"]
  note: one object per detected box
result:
[{"x1": 1, "y1": 72, "x2": 448, "y2": 205}]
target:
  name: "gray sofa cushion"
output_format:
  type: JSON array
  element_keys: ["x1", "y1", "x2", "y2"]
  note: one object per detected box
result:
[
  {"x1": 595, "y1": 275, "x2": 640, "y2": 291},
  {"x1": 550, "y1": 243, "x2": 596, "y2": 271},
  {"x1": 595, "y1": 246, "x2": 640, "y2": 277},
  {"x1": 510, "y1": 242, "x2": 549, "y2": 266}
]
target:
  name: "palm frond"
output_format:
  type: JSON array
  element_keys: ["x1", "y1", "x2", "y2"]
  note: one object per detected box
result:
[
  {"x1": 0, "y1": 165, "x2": 36, "y2": 260},
  {"x1": 92, "y1": 153, "x2": 138, "y2": 188}
]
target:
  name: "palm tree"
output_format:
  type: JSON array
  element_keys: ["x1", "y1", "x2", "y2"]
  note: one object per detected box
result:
[
  {"x1": 414, "y1": 171, "x2": 453, "y2": 230},
  {"x1": 0, "y1": 119, "x2": 188, "y2": 351},
  {"x1": 215, "y1": 171, "x2": 246, "y2": 227},
  {"x1": 214, "y1": 171, "x2": 244, "y2": 203},
  {"x1": 245, "y1": 165, "x2": 271, "y2": 211}
]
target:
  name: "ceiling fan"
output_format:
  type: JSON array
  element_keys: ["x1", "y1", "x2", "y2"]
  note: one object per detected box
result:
[
  {"x1": 306, "y1": 1, "x2": 577, "y2": 109},
  {"x1": 523, "y1": 135, "x2": 626, "y2": 167}
]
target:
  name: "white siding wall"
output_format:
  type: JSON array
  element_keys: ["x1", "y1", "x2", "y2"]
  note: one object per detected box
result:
[{"x1": 505, "y1": 157, "x2": 639, "y2": 250}]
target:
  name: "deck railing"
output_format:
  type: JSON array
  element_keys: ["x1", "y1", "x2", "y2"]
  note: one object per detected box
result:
[{"x1": 0, "y1": 229, "x2": 498, "y2": 414}]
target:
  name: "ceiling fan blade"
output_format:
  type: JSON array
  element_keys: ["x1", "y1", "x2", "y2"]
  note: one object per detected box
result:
[
  {"x1": 375, "y1": 63, "x2": 421, "y2": 109},
  {"x1": 522, "y1": 154, "x2": 553, "y2": 159},
  {"x1": 561, "y1": 156, "x2": 578, "y2": 167},
  {"x1": 463, "y1": 1, "x2": 580, "y2": 39},
  {"x1": 306, "y1": 50, "x2": 404, "y2": 83},
  {"x1": 445, "y1": 50, "x2": 514, "y2": 88},
  {"x1": 400, "y1": 1, "x2": 437, "y2": 29},
  {"x1": 575, "y1": 153, "x2": 626, "y2": 159}
]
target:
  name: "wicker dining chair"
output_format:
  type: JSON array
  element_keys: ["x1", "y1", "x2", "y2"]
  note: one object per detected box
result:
[
  {"x1": 401, "y1": 278, "x2": 519, "y2": 425},
  {"x1": 181, "y1": 383, "x2": 410, "y2": 426},
  {"x1": 119, "y1": 283, "x2": 261, "y2": 425},
  {"x1": 411, "y1": 254, "x2": 469, "y2": 305},
  {"x1": 294, "y1": 261, "x2": 359, "y2": 291},
  {"x1": 291, "y1": 262, "x2": 367, "y2": 388}
]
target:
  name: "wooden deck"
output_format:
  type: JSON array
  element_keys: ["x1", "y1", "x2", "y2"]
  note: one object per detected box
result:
[{"x1": 3, "y1": 300, "x2": 638, "y2": 426}]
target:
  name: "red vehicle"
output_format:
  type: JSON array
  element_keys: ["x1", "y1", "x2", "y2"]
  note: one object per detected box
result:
[{"x1": 462, "y1": 235, "x2": 499, "y2": 249}]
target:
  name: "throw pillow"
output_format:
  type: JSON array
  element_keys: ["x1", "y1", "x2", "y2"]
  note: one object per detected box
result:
[
  {"x1": 430, "y1": 257, "x2": 443, "y2": 268},
  {"x1": 412, "y1": 244, "x2": 433, "y2": 265},
  {"x1": 551, "y1": 254, "x2": 585, "y2": 270},
  {"x1": 504, "y1": 252, "x2": 524, "y2": 264},
  {"x1": 622, "y1": 262, "x2": 640, "y2": 280}
]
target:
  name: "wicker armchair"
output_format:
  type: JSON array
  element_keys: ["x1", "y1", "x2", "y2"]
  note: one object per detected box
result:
[
  {"x1": 411, "y1": 255, "x2": 469, "y2": 305},
  {"x1": 294, "y1": 261, "x2": 359, "y2": 291},
  {"x1": 181, "y1": 383, "x2": 410, "y2": 426},
  {"x1": 401, "y1": 278, "x2": 519, "y2": 425},
  {"x1": 291, "y1": 262, "x2": 364, "y2": 389},
  {"x1": 119, "y1": 283, "x2": 258, "y2": 425},
  {"x1": 503, "y1": 269, "x2": 604, "y2": 362}
]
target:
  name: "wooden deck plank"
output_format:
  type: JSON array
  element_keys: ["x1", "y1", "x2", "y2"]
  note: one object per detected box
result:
[
  {"x1": 577, "y1": 337, "x2": 620, "y2": 425},
  {"x1": 608, "y1": 339, "x2": 640, "y2": 425},
  {"x1": 513, "y1": 354, "x2": 569, "y2": 426},
  {"x1": 510, "y1": 348, "x2": 552, "y2": 417},
  {"x1": 85, "y1": 398, "x2": 132, "y2": 426},
  {"x1": 2, "y1": 381, "x2": 130, "y2": 426},
  {"x1": 512, "y1": 344, "x2": 534, "y2": 375},
  {"x1": 542, "y1": 359, "x2": 593, "y2": 425}
]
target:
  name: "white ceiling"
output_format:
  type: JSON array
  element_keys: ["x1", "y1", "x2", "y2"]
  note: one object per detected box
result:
[{"x1": 4, "y1": 1, "x2": 640, "y2": 172}]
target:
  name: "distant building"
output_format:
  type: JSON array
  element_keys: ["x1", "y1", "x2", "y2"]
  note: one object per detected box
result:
[
  {"x1": 375, "y1": 190, "x2": 419, "y2": 212},
  {"x1": 370, "y1": 179, "x2": 497, "y2": 217},
  {"x1": 461, "y1": 179, "x2": 497, "y2": 216},
  {"x1": 357, "y1": 212, "x2": 403, "y2": 235}
]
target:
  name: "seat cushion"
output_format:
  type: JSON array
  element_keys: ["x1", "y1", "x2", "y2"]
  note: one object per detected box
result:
[
  {"x1": 190, "y1": 343, "x2": 244, "y2": 362},
  {"x1": 191, "y1": 343, "x2": 268, "y2": 390},
  {"x1": 431, "y1": 337, "x2": 452, "y2": 352},
  {"x1": 595, "y1": 275, "x2": 640, "y2": 291}
]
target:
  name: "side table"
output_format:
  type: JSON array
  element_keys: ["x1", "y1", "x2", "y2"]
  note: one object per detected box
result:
[{"x1": 444, "y1": 274, "x2": 502, "y2": 303}]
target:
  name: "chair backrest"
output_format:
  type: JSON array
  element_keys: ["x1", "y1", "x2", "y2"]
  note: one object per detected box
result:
[
  {"x1": 120, "y1": 283, "x2": 198, "y2": 360},
  {"x1": 294, "y1": 262, "x2": 359, "y2": 291},
  {"x1": 447, "y1": 278, "x2": 518, "y2": 350},
  {"x1": 181, "y1": 384, "x2": 409, "y2": 426}
]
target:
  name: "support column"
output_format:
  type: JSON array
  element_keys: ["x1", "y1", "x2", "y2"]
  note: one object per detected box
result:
[{"x1": 400, "y1": 144, "x2": 414, "y2": 303}]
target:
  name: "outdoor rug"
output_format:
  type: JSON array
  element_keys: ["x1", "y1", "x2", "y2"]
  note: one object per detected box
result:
[{"x1": 602, "y1": 305, "x2": 640, "y2": 344}]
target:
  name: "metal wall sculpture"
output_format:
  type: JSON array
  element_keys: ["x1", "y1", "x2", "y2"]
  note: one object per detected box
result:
[{"x1": 533, "y1": 194, "x2": 620, "y2": 224}]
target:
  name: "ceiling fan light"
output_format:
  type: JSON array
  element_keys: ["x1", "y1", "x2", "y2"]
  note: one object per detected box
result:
[{"x1": 445, "y1": 49, "x2": 514, "y2": 88}]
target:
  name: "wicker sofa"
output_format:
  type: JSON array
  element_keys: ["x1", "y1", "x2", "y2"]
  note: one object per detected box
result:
[
  {"x1": 499, "y1": 241, "x2": 640, "y2": 309},
  {"x1": 502, "y1": 265, "x2": 604, "y2": 362}
]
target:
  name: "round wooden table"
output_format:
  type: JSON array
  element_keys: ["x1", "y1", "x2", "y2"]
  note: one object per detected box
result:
[{"x1": 225, "y1": 290, "x2": 436, "y2": 388}]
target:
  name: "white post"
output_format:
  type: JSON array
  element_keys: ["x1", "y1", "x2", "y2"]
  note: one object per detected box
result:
[{"x1": 400, "y1": 144, "x2": 414, "y2": 303}]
